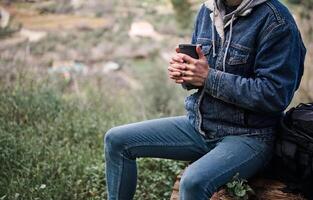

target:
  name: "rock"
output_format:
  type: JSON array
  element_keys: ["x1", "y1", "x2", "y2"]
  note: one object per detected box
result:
[
  {"x1": 210, "y1": 179, "x2": 307, "y2": 200},
  {"x1": 19, "y1": 29, "x2": 47, "y2": 42},
  {"x1": 102, "y1": 61, "x2": 120, "y2": 73},
  {"x1": 170, "y1": 170, "x2": 307, "y2": 200},
  {"x1": 128, "y1": 21, "x2": 163, "y2": 41}
]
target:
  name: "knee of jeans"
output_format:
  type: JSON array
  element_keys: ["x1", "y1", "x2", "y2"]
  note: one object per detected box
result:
[
  {"x1": 180, "y1": 171, "x2": 206, "y2": 195},
  {"x1": 180, "y1": 169, "x2": 217, "y2": 197},
  {"x1": 104, "y1": 127, "x2": 125, "y2": 153}
]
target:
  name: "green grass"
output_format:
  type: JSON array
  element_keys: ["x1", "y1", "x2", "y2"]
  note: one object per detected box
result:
[
  {"x1": 0, "y1": 67, "x2": 187, "y2": 199},
  {"x1": 0, "y1": 86, "x2": 107, "y2": 199}
]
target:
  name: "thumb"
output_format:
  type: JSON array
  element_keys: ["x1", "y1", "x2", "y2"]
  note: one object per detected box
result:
[{"x1": 196, "y1": 45, "x2": 205, "y2": 59}]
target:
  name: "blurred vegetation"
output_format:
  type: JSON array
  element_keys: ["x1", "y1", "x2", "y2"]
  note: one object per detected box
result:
[
  {"x1": 171, "y1": 0, "x2": 193, "y2": 30},
  {"x1": 285, "y1": 0, "x2": 313, "y2": 103},
  {"x1": 287, "y1": 0, "x2": 313, "y2": 10},
  {"x1": 0, "y1": 67, "x2": 187, "y2": 200}
]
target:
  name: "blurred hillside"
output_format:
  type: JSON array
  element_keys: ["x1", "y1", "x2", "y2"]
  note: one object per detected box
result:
[
  {"x1": 0, "y1": 0, "x2": 312, "y2": 200},
  {"x1": 286, "y1": 0, "x2": 313, "y2": 104},
  {"x1": 0, "y1": 0, "x2": 311, "y2": 103}
]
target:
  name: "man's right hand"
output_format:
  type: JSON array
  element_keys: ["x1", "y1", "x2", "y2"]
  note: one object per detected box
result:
[{"x1": 168, "y1": 47, "x2": 185, "y2": 84}]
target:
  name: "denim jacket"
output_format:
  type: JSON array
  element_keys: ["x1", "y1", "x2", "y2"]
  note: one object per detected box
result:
[{"x1": 185, "y1": 0, "x2": 306, "y2": 139}]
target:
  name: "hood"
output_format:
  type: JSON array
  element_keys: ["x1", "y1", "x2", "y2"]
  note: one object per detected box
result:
[{"x1": 216, "y1": 0, "x2": 267, "y2": 26}]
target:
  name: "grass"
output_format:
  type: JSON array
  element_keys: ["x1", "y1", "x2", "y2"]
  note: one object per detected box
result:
[
  {"x1": 0, "y1": 64, "x2": 187, "y2": 199},
  {"x1": 0, "y1": 86, "x2": 107, "y2": 199}
]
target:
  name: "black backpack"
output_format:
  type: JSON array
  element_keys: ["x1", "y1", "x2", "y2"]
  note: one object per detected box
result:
[{"x1": 273, "y1": 103, "x2": 313, "y2": 198}]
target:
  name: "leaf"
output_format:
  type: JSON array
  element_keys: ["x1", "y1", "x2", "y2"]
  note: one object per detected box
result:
[
  {"x1": 226, "y1": 181, "x2": 236, "y2": 188},
  {"x1": 234, "y1": 186, "x2": 246, "y2": 197}
]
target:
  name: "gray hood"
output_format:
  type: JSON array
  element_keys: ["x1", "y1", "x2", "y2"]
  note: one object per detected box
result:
[{"x1": 216, "y1": 0, "x2": 267, "y2": 26}]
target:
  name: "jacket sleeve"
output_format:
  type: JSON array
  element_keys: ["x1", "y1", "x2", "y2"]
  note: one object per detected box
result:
[{"x1": 204, "y1": 22, "x2": 306, "y2": 113}]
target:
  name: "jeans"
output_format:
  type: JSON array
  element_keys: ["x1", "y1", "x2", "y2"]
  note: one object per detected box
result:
[{"x1": 104, "y1": 116, "x2": 273, "y2": 200}]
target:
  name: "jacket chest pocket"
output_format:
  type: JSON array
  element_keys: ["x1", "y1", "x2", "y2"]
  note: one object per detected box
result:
[
  {"x1": 196, "y1": 38, "x2": 214, "y2": 67},
  {"x1": 225, "y1": 43, "x2": 251, "y2": 76}
]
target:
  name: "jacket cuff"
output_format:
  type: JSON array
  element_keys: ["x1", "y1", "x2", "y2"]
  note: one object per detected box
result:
[
  {"x1": 182, "y1": 82, "x2": 200, "y2": 90},
  {"x1": 205, "y1": 68, "x2": 223, "y2": 97}
]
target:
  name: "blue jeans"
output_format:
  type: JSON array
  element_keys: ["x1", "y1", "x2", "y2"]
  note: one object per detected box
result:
[{"x1": 104, "y1": 116, "x2": 273, "y2": 200}]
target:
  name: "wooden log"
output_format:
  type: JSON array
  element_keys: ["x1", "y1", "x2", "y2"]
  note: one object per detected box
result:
[{"x1": 170, "y1": 171, "x2": 306, "y2": 200}]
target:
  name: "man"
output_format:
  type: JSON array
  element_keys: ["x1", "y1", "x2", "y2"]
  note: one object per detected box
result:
[{"x1": 104, "y1": 0, "x2": 306, "y2": 199}]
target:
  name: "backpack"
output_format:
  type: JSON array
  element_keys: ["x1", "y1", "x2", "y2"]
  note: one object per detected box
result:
[{"x1": 273, "y1": 103, "x2": 313, "y2": 199}]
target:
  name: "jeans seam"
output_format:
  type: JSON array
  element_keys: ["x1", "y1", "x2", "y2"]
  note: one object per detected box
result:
[
  {"x1": 116, "y1": 152, "x2": 123, "y2": 200},
  {"x1": 203, "y1": 148, "x2": 265, "y2": 194},
  {"x1": 123, "y1": 142, "x2": 196, "y2": 151}
]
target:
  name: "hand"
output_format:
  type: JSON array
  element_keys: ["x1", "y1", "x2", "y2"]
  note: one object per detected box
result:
[
  {"x1": 168, "y1": 47, "x2": 185, "y2": 84},
  {"x1": 168, "y1": 45, "x2": 210, "y2": 86}
]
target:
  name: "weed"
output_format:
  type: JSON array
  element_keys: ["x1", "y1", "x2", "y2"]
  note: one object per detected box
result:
[{"x1": 226, "y1": 173, "x2": 255, "y2": 200}]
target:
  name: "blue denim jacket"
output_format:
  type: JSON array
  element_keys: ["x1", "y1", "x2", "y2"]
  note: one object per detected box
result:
[{"x1": 185, "y1": 0, "x2": 306, "y2": 139}]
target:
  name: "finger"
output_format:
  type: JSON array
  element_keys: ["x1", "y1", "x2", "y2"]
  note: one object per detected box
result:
[
  {"x1": 179, "y1": 53, "x2": 196, "y2": 64},
  {"x1": 169, "y1": 75, "x2": 180, "y2": 80},
  {"x1": 169, "y1": 69, "x2": 183, "y2": 77},
  {"x1": 170, "y1": 59, "x2": 183, "y2": 65},
  {"x1": 183, "y1": 70, "x2": 195, "y2": 77},
  {"x1": 168, "y1": 65, "x2": 183, "y2": 72},
  {"x1": 184, "y1": 63, "x2": 196, "y2": 72},
  {"x1": 170, "y1": 63, "x2": 187, "y2": 71},
  {"x1": 169, "y1": 74, "x2": 183, "y2": 80},
  {"x1": 168, "y1": 66, "x2": 181, "y2": 72},
  {"x1": 171, "y1": 54, "x2": 184, "y2": 63},
  {"x1": 169, "y1": 71, "x2": 182, "y2": 77},
  {"x1": 196, "y1": 45, "x2": 205, "y2": 59},
  {"x1": 175, "y1": 47, "x2": 180, "y2": 53},
  {"x1": 171, "y1": 76, "x2": 183, "y2": 81},
  {"x1": 181, "y1": 76, "x2": 193, "y2": 81},
  {"x1": 175, "y1": 79, "x2": 184, "y2": 84}
]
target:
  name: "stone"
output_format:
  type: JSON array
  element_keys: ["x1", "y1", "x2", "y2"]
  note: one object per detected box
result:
[
  {"x1": 170, "y1": 170, "x2": 307, "y2": 200},
  {"x1": 128, "y1": 21, "x2": 163, "y2": 41},
  {"x1": 102, "y1": 61, "x2": 120, "y2": 73},
  {"x1": 19, "y1": 28, "x2": 47, "y2": 42}
]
